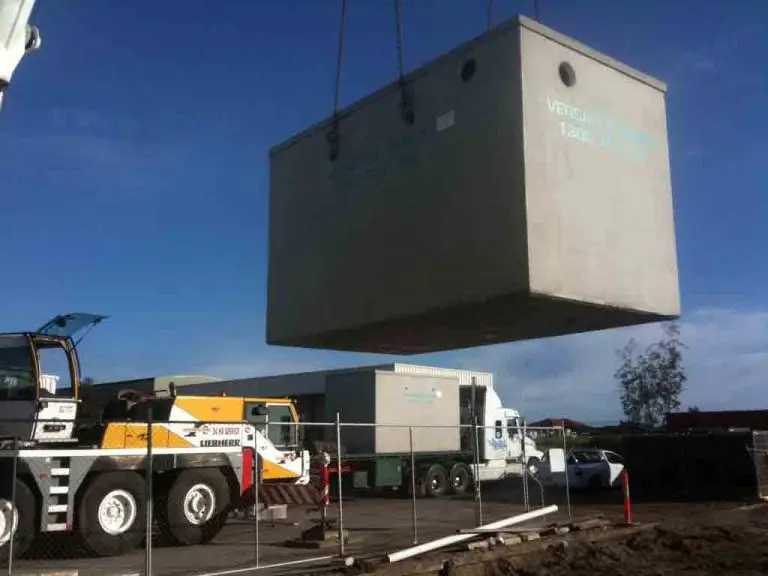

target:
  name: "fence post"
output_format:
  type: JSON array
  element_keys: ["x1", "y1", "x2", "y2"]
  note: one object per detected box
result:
[
  {"x1": 145, "y1": 406, "x2": 154, "y2": 576},
  {"x1": 561, "y1": 427, "x2": 571, "y2": 521},
  {"x1": 7, "y1": 437, "x2": 17, "y2": 576},
  {"x1": 409, "y1": 426, "x2": 418, "y2": 544},
  {"x1": 253, "y1": 449, "x2": 260, "y2": 567},
  {"x1": 335, "y1": 413, "x2": 345, "y2": 556},
  {"x1": 470, "y1": 377, "x2": 483, "y2": 526},
  {"x1": 321, "y1": 451, "x2": 330, "y2": 525},
  {"x1": 521, "y1": 422, "x2": 529, "y2": 512}
]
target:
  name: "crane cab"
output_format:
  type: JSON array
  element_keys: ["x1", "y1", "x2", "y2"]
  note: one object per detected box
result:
[{"x1": 0, "y1": 313, "x2": 105, "y2": 445}]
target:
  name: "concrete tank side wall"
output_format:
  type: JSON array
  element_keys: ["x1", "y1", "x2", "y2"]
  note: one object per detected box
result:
[
  {"x1": 520, "y1": 25, "x2": 680, "y2": 316},
  {"x1": 266, "y1": 23, "x2": 529, "y2": 345}
]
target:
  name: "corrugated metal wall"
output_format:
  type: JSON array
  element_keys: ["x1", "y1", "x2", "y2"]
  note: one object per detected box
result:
[
  {"x1": 390, "y1": 363, "x2": 495, "y2": 388},
  {"x1": 97, "y1": 363, "x2": 495, "y2": 402}
]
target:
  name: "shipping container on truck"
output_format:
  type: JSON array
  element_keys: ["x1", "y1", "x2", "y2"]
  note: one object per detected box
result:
[
  {"x1": 179, "y1": 364, "x2": 543, "y2": 498},
  {"x1": 319, "y1": 370, "x2": 543, "y2": 498}
]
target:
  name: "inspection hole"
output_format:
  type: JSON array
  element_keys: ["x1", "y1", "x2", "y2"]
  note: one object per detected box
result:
[{"x1": 559, "y1": 61, "x2": 576, "y2": 87}]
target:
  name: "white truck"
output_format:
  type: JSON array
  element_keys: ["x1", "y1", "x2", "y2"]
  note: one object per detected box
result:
[{"x1": 180, "y1": 363, "x2": 543, "y2": 497}]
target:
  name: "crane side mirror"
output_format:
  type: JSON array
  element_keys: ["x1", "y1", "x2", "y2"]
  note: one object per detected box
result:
[{"x1": 250, "y1": 405, "x2": 268, "y2": 417}]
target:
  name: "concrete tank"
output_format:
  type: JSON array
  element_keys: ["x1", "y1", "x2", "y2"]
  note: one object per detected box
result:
[{"x1": 267, "y1": 15, "x2": 680, "y2": 354}]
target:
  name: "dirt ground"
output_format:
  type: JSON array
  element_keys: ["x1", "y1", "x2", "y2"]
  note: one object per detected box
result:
[
  {"x1": 11, "y1": 481, "x2": 764, "y2": 575},
  {"x1": 353, "y1": 503, "x2": 768, "y2": 576},
  {"x1": 515, "y1": 507, "x2": 768, "y2": 576}
]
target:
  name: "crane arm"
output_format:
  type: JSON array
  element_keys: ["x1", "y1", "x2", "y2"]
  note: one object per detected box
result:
[{"x1": 0, "y1": 0, "x2": 41, "y2": 111}]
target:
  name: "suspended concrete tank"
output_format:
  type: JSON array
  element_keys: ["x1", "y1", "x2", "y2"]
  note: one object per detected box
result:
[{"x1": 266, "y1": 14, "x2": 680, "y2": 354}]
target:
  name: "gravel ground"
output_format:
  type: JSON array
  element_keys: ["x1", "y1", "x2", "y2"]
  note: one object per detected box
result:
[{"x1": 11, "y1": 480, "x2": 754, "y2": 576}]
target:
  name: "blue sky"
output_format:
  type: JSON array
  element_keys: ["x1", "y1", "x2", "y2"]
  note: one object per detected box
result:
[{"x1": 2, "y1": 0, "x2": 767, "y2": 424}]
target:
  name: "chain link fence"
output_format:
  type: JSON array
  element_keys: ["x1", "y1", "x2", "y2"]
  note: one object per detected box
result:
[{"x1": 1, "y1": 415, "x2": 580, "y2": 575}]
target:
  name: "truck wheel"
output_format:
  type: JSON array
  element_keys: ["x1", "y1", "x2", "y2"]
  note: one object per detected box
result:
[
  {"x1": 76, "y1": 472, "x2": 147, "y2": 557},
  {"x1": 448, "y1": 463, "x2": 470, "y2": 495},
  {"x1": 0, "y1": 479, "x2": 35, "y2": 562},
  {"x1": 158, "y1": 468, "x2": 230, "y2": 546},
  {"x1": 527, "y1": 457, "x2": 541, "y2": 476},
  {"x1": 424, "y1": 464, "x2": 448, "y2": 498}
]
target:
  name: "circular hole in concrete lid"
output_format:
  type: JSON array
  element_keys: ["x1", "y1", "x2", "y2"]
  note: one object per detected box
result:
[
  {"x1": 461, "y1": 58, "x2": 477, "y2": 83},
  {"x1": 559, "y1": 61, "x2": 576, "y2": 87}
]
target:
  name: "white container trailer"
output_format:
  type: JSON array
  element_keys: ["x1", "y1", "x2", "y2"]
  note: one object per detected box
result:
[{"x1": 180, "y1": 364, "x2": 543, "y2": 497}]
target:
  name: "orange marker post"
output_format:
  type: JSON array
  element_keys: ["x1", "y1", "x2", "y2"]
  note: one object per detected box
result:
[{"x1": 622, "y1": 468, "x2": 632, "y2": 525}]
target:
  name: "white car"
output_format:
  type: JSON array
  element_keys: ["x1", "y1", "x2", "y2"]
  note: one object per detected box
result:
[{"x1": 537, "y1": 447, "x2": 624, "y2": 491}]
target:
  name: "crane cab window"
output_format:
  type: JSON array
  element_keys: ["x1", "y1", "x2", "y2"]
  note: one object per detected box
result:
[
  {"x1": 267, "y1": 404, "x2": 295, "y2": 447},
  {"x1": 245, "y1": 402, "x2": 296, "y2": 448},
  {"x1": 0, "y1": 336, "x2": 36, "y2": 401},
  {"x1": 35, "y1": 339, "x2": 73, "y2": 398}
]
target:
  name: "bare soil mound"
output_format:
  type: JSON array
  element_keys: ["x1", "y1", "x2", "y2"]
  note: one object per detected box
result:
[{"x1": 461, "y1": 508, "x2": 768, "y2": 576}]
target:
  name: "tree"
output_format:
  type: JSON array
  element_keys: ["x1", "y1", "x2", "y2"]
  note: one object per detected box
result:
[{"x1": 614, "y1": 322, "x2": 686, "y2": 430}]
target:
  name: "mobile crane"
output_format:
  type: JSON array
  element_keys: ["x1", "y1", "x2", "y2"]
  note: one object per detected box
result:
[
  {"x1": 0, "y1": 313, "x2": 312, "y2": 561},
  {"x1": 0, "y1": 2, "x2": 319, "y2": 560},
  {"x1": 0, "y1": 0, "x2": 41, "y2": 112}
]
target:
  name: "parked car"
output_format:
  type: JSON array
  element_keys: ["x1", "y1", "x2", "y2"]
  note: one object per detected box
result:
[{"x1": 537, "y1": 447, "x2": 624, "y2": 491}]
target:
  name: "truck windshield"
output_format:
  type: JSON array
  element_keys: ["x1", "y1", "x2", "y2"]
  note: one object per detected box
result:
[{"x1": 0, "y1": 335, "x2": 36, "y2": 401}]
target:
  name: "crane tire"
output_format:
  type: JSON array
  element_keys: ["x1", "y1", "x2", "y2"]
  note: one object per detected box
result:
[
  {"x1": 158, "y1": 468, "x2": 230, "y2": 546},
  {"x1": 0, "y1": 479, "x2": 35, "y2": 562},
  {"x1": 75, "y1": 472, "x2": 147, "y2": 557}
]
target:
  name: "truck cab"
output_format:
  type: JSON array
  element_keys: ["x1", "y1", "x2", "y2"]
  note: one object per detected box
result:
[
  {"x1": 485, "y1": 407, "x2": 544, "y2": 474},
  {"x1": 460, "y1": 383, "x2": 543, "y2": 481}
]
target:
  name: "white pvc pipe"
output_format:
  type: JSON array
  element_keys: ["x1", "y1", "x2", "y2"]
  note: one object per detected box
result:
[
  {"x1": 386, "y1": 504, "x2": 558, "y2": 563},
  {"x1": 194, "y1": 555, "x2": 335, "y2": 576}
]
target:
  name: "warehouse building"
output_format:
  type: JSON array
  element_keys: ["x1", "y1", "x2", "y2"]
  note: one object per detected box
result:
[
  {"x1": 84, "y1": 364, "x2": 495, "y2": 424},
  {"x1": 75, "y1": 374, "x2": 223, "y2": 421}
]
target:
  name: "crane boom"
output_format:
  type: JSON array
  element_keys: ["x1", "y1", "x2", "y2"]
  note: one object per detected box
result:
[{"x1": 0, "y1": 0, "x2": 41, "y2": 111}]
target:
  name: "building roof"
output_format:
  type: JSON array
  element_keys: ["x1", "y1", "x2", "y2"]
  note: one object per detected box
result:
[{"x1": 529, "y1": 417, "x2": 592, "y2": 430}]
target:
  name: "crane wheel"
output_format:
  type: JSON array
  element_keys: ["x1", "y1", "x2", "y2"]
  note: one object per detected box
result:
[
  {"x1": 0, "y1": 479, "x2": 35, "y2": 562},
  {"x1": 157, "y1": 468, "x2": 230, "y2": 546},
  {"x1": 75, "y1": 472, "x2": 147, "y2": 557}
]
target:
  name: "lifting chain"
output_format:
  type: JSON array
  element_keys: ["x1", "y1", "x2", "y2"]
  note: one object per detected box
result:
[
  {"x1": 326, "y1": 0, "x2": 348, "y2": 161},
  {"x1": 394, "y1": 0, "x2": 414, "y2": 126},
  {"x1": 326, "y1": 0, "x2": 415, "y2": 161}
]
